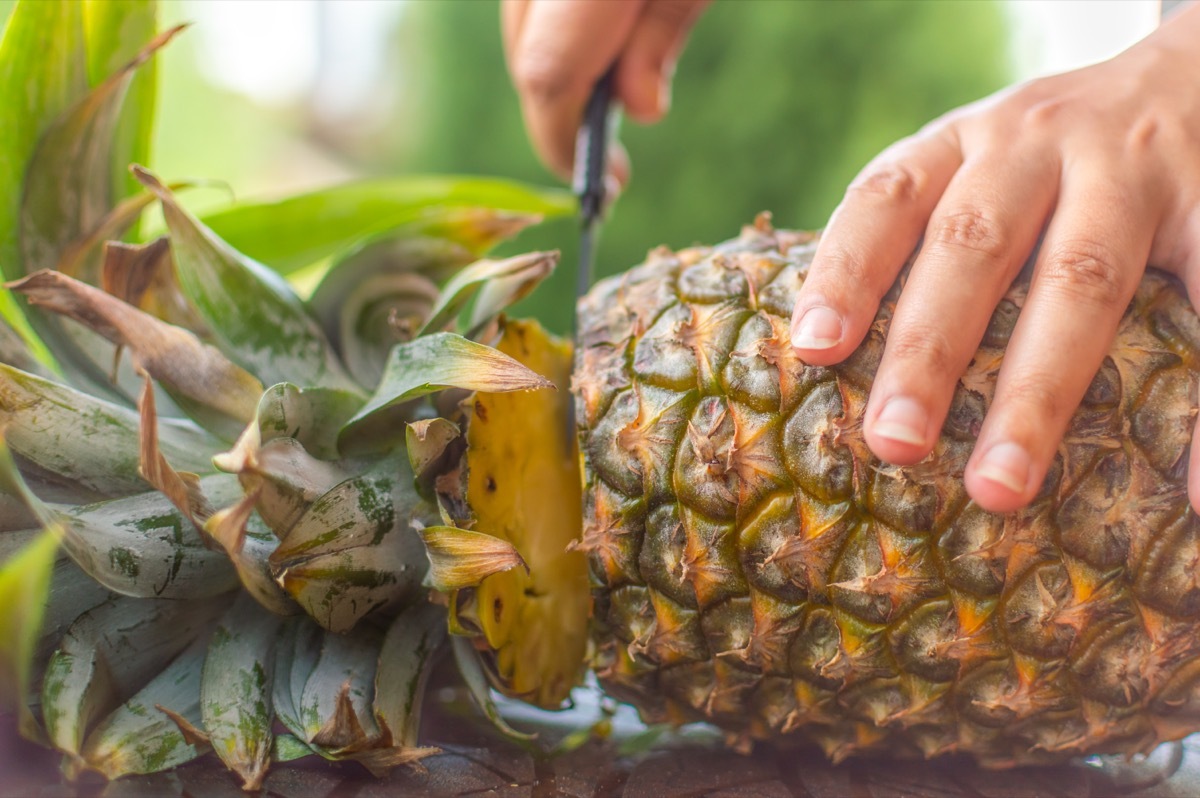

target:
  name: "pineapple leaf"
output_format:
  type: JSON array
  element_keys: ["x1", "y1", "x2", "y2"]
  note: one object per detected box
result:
[
  {"x1": 450, "y1": 636, "x2": 535, "y2": 742},
  {"x1": 271, "y1": 617, "x2": 322, "y2": 745},
  {"x1": 0, "y1": 430, "x2": 55, "y2": 527},
  {"x1": 0, "y1": 528, "x2": 59, "y2": 742},
  {"x1": 215, "y1": 433, "x2": 354, "y2": 540},
  {"x1": 419, "y1": 526, "x2": 528, "y2": 592},
  {"x1": 0, "y1": 362, "x2": 219, "y2": 497},
  {"x1": 255, "y1": 383, "x2": 363, "y2": 461},
  {"x1": 40, "y1": 595, "x2": 225, "y2": 760},
  {"x1": 272, "y1": 733, "x2": 313, "y2": 763},
  {"x1": 201, "y1": 177, "x2": 575, "y2": 276},
  {"x1": 339, "y1": 332, "x2": 554, "y2": 451},
  {"x1": 299, "y1": 625, "x2": 383, "y2": 750},
  {"x1": 82, "y1": 0, "x2": 159, "y2": 208},
  {"x1": 17, "y1": 27, "x2": 183, "y2": 403},
  {"x1": 417, "y1": 251, "x2": 559, "y2": 337},
  {"x1": 203, "y1": 492, "x2": 299, "y2": 617},
  {"x1": 0, "y1": 303, "x2": 54, "y2": 378},
  {"x1": 9, "y1": 269, "x2": 263, "y2": 440},
  {"x1": 374, "y1": 603, "x2": 447, "y2": 753},
  {"x1": 133, "y1": 167, "x2": 363, "y2": 395},
  {"x1": 0, "y1": 0, "x2": 87, "y2": 371},
  {"x1": 58, "y1": 474, "x2": 242, "y2": 600},
  {"x1": 269, "y1": 460, "x2": 433, "y2": 633},
  {"x1": 405, "y1": 418, "x2": 461, "y2": 497},
  {"x1": 79, "y1": 635, "x2": 209, "y2": 779},
  {"x1": 201, "y1": 593, "x2": 282, "y2": 791}
]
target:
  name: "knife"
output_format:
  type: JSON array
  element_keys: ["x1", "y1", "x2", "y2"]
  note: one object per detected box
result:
[
  {"x1": 572, "y1": 65, "x2": 617, "y2": 312},
  {"x1": 567, "y1": 67, "x2": 617, "y2": 439}
]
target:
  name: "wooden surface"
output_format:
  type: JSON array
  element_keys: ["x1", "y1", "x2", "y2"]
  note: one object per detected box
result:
[{"x1": 4, "y1": 698, "x2": 1200, "y2": 798}]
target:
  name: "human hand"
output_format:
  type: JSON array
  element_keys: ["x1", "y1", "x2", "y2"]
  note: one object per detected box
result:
[
  {"x1": 787, "y1": 2, "x2": 1200, "y2": 513},
  {"x1": 501, "y1": 0, "x2": 709, "y2": 184}
]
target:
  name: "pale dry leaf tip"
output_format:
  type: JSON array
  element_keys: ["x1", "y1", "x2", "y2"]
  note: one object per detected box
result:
[
  {"x1": 420, "y1": 526, "x2": 528, "y2": 592},
  {"x1": 156, "y1": 704, "x2": 210, "y2": 748}
]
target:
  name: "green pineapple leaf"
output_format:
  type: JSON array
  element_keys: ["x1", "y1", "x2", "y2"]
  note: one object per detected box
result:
[
  {"x1": 82, "y1": 0, "x2": 159, "y2": 208},
  {"x1": 17, "y1": 26, "x2": 183, "y2": 403},
  {"x1": 133, "y1": 166, "x2": 363, "y2": 395},
  {"x1": 201, "y1": 176, "x2": 575, "y2": 276},
  {"x1": 417, "y1": 251, "x2": 558, "y2": 337},
  {"x1": 254, "y1": 382, "x2": 364, "y2": 461},
  {"x1": 339, "y1": 332, "x2": 553, "y2": 451},
  {"x1": 450, "y1": 636, "x2": 535, "y2": 742},
  {"x1": 201, "y1": 593, "x2": 282, "y2": 791},
  {"x1": 271, "y1": 616, "x2": 322, "y2": 747},
  {"x1": 0, "y1": 527, "x2": 59, "y2": 741}
]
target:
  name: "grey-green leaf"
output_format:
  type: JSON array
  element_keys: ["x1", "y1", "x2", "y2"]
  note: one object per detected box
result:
[
  {"x1": 59, "y1": 474, "x2": 241, "y2": 599},
  {"x1": 0, "y1": 362, "x2": 218, "y2": 497},
  {"x1": 133, "y1": 167, "x2": 361, "y2": 394},
  {"x1": 201, "y1": 593, "x2": 282, "y2": 791},
  {"x1": 269, "y1": 459, "x2": 433, "y2": 633},
  {"x1": 78, "y1": 636, "x2": 209, "y2": 779},
  {"x1": 40, "y1": 595, "x2": 224, "y2": 760},
  {"x1": 374, "y1": 602, "x2": 447, "y2": 750},
  {"x1": 255, "y1": 383, "x2": 363, "y2": 460}
]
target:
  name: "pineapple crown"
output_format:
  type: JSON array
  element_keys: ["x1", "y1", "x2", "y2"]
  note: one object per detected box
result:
[{"x1": 0, "y1": 8, "x2": 576, "y2": 790}]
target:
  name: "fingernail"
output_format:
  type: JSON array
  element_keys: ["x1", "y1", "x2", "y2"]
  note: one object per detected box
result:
[
  {"x1": 975, "y1": 441, "x2": 1031, "y2": 494},
  {"x1": 873, "y1": 396, "x2": 928, "y2": 447},
  {"x1": 791, "y1": 306, "x2": 842, "y2": 350},
  {"x1": 657, "y1": 77, "x2": 672, "y2": 115}
]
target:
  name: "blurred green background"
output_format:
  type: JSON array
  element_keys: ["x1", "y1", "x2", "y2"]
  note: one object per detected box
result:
[{"x1": 1, "y1": 0, "x2": 1014, "y2": 333}]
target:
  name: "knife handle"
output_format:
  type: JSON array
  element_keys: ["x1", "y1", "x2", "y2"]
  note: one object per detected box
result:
[{"x1": 574, "y1": 65, "x2": 617, "y2": 222}]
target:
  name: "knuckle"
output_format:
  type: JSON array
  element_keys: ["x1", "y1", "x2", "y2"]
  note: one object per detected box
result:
[
  {"x1": 849, "y1": 162, "x2": 928, "y2": 203},
  {"x1": 511, "y1": 48, "x2": 572, "y2": 103},
  {"x1": 1040, "y1": 240, "x2": 1128, "y2": 308},
  {"x1": 929, "y1": 208, "x2": 1007, "y2": 260},
  {"x1": 812, "y1": 243, "x2": 872, "y2": 290},
  {"x1": 1018, "y1": 90, "x2": 1074, "y2": 132},
  {"x1": 999, "y1": 375, "x2": 1061, "y2": 423},
  {"x1": 885, "y1": 324, "x2": 959, "y2": 376}
]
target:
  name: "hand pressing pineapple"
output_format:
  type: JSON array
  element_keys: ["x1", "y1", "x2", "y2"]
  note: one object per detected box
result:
[{"x1": 502, "y1": 0, "x2": 1200, "y2": 515}]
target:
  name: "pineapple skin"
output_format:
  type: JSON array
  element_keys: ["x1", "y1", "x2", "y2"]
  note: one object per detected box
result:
[{"x1": 573, "y1": 216, "x2": 1200, "y2": 767}]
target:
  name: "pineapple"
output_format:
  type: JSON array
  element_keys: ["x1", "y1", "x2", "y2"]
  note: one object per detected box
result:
[{"x1": 562, "y1": 215, "x2": 1200, "y2": 767}]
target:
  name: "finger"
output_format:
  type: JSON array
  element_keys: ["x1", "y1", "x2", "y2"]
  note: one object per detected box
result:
[
  {"x1": 1190, "y1": 419, "x2": 1200, "y2": 515},
  {"x1": 509, "y1": 0, "x2": 645, "y2": 178},
  {"x1": 790, "y1": 129, "x2": 962, "y2": 365},
  {"x1": 864, "y1": 148, "x2": 1059, "y2": 464},
  {"x1": 500, "y1": 0, "x2": 530, "y2": 71},
  {"x1": 615, "y1": 0, "x2": 708, "y2": 123},
  {"x1": 965, "y1": 169, "x2": 1157, "y2": 512}
]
